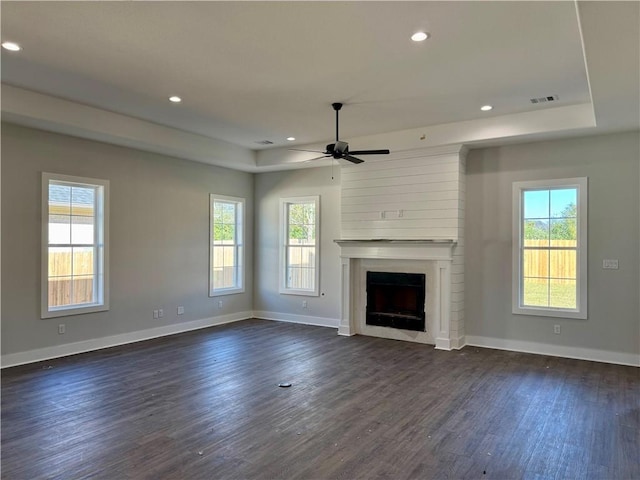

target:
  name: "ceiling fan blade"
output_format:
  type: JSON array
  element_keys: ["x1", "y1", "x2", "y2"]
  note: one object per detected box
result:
[
  {"x1": 303, "y1": 154, "x2": 332, "y2": 163},
  {"x1": 288, "y1": 148, "x2": 324, "y2": 153},
  {"x1": 348, "y1": 149, "x2": 390, "y2": 155},
  {"x1": 343, "y1": 154, "x2": 365, "y2": 164}
]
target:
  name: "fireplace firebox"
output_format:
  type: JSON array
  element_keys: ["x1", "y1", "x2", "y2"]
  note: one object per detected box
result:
[{"x1": 366, "y1": 271, "x2": 426, "y2": 332}]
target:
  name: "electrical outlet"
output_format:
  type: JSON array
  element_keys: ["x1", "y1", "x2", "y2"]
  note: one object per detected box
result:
[
  {"x1": 58, "y1": 324, "x2": 66, "y2": 335},
  {"x1": 302, "y1": 300, "x2": 308, "y2": 309},
  {"x1": 158, "y1": 309, "x2": 164, "y2": 318},
  {"x1": 603, "y1": 259, "x2": 619, "y2": 269},
  {"x1": 177, "y1": 306, "x2": 185, "y2": 315},
  {"x1": 153, "y1": 310, "x2": 159, "y2": 319},
  {"x1": 218, "y1": 300, "x2": 223, "y2": 309},
  {"x1": 554, "y1": 324, "x2": 561, "y2": 335}
]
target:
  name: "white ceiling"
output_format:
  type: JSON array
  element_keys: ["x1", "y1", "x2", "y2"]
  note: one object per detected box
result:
[{"x1": 1, "y1": 1, "x2": 638, "y2": 171}]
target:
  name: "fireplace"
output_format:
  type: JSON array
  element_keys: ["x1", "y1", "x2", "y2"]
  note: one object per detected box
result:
[
  {"x1": 334, "y1": 239, "x2": 462, "y2": 350},
  {"x1": 366, "y1": 272, "x2": 426, "y2": 332}
]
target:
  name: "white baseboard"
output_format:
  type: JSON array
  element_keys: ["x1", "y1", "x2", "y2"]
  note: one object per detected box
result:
[
  {"x1": 253, "y1": 311, "x2": 339, "y2": 329},
  {"x1": 465, "y1": 335, "x2": 640, "y2": 367},
  {"x1": 0, "y1": 311, "x2": 253, "y2": 369}
]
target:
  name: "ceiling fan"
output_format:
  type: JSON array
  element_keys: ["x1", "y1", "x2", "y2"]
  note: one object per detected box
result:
[{"x1": 291, "y1": 102, "x2": 390, "y2": 164}]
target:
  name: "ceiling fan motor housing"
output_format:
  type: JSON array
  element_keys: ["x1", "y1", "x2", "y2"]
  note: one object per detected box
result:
[{"x1": 326, "y1": 141, "x2": 349, "y2": 158}]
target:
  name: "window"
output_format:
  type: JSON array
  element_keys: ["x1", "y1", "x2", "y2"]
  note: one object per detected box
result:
[
  {"x1": 42, "y1": 173, "x2": 109, "y2": 318},
  {"x1": 512, "y1": 178, "x2": 587, "y2": 319},
  {"x1": 210, "y1": 194, "x2": 244, "y2": 296},
  {"x1": 280, "y1": 196, "x2": 320, "y2": 296}
]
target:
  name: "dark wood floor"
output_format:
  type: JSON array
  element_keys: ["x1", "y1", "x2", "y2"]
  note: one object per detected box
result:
[{"x1": 1, "y1": 319, "x2": 638, "y2": 479}]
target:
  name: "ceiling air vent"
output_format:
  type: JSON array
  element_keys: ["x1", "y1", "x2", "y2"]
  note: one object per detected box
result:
[
  {"x1": 254, "y1": 140, "x2": 274, "y2": 145},
  {"x1": 530, "y1": 94, "x2": 559, "y2": 104}
]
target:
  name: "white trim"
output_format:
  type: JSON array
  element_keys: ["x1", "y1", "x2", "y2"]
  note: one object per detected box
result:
[
  {"x1": 465, "y1": 335, "x2": 639, "y2": 367},
  {"x1": 41, "y1": 172, "x2": 110, "y2": 319},
  {"x1": 1, "y1": 311, "x2": 252, "y2": 369},
  {"x1": 512, "y1": 177, "x2": 588, "y2": 319},
  {"x1": 209, "y1": 194, "x2": 245, "y2": 296},
  {"x1": 279, "y1": 196, "x2": 320, "y2": 296},
  {"x1": 253, "y1": 311, "x2": 339, "y2": 329}
]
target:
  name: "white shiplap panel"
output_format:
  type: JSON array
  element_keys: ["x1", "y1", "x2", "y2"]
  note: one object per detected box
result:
[
  {"x1": 341, "y1": 199, "x2": 459, "y2": 213},
  {"x1": 341, "y1": 153, "x2": 457, "y2": 174},
  {"x1": 342, "y1": 174, "x2": 459, "y2": 190},
  {"x1": 342, "y1": 174, "x2": 459, "y2": 196},
  {"x1": 342, "y1": 162, "x2": 459, "y2": 183},
  {"x1": 342, "y1": 218, "x2": 459, "y2": 231},
  {"x1": 341, "y1": 227, "x2": 457, "y2": 239},
  {"x1": 342, "y1": 208, "x2": 458, "y2": 222},
  {"x1": 341, "y1": 190, "x2": 459, "y2": 205}
]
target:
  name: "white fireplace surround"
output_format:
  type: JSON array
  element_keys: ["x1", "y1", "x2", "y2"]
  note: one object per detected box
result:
[{"x1": 335, "y1": 239, "x2": 459, "y2": 350}]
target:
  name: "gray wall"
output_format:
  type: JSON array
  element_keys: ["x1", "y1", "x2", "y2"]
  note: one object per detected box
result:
[
  {"x1": 1, "y1": 123, "x2": 254, "y2": 355},
  {"x1": 254, "y1": 166, "x2": 341, "y2": 323},
  {"x1": 465, "y1": 131, "x2": 639, "y2": 355}
]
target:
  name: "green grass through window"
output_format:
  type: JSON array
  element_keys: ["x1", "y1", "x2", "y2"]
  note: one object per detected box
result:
[{"x1": 523, "y1": 280, "x2": 576, "y2": 308}]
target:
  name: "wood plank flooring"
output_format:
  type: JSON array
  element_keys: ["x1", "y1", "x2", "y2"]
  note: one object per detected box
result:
[{"x1": 2, "y1": 319, "x2": 638, "y2": 479}]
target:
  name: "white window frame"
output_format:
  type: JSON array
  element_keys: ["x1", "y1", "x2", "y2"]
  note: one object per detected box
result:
[
  {"x1": 512, "y1": 177, "x2": 587, "y2": 319},
  {"x1": 41, "y1": 173, "x2": 109, "y2": 319},
  {"x1": 280, "y1": 196, "x2": 320, "y2": 296},
  {"x1": 209, "y1": 194, "x2": 245, "y2": 296}
]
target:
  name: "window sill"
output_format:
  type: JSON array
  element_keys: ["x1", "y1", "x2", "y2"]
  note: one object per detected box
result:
[
  {"x1": 42, "y1": 304, "x2": 108, "y2": 319},
  {"x1": 280, "y1": 288, "x2": 319, "y2": 297},
  {"x1": 210, "y1": 287, "x2": 245, "y2": 297},
  {"x1": 512, "y1": 305, "x2": 587, "y2": 320}
]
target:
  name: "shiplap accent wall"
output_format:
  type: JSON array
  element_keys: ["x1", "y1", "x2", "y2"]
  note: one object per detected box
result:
[
  {"x1": 451, "y1": 153, "x2": 466, "y2": 345},
  {"x1": 340, "y1": 144, "x2": 466, "y2": 346}
]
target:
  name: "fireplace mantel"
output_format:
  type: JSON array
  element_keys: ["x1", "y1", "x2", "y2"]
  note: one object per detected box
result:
[
  {"x1": 334, "y1": 239, "x2": 460, "y2": 350},
  {"x1": 334, "y1": 239, "x2": 456, "y2": 261}
]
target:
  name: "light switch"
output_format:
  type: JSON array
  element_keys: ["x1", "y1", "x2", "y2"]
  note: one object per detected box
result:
[{"x1": 602, "y1": 259, "x2": 619, "y2": 269}]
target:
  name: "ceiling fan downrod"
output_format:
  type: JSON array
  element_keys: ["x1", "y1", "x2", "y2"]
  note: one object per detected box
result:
[{"x1": 332, "y1": 102, "x2": 342, "y2": 142}]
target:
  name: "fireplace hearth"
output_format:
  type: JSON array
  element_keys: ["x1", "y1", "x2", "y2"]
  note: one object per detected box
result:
[{"x1": 366, "y1": 271, "x2": 426, "y2": 332}]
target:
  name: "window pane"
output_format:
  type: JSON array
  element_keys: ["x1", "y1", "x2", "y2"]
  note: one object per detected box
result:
[
  {"x1": 523, "y1": 190, "x2": 549, "y2": 219},
  {"x1": 222, "y1": 203, "x2": 235, "y2": 224},
  {"x1": 550, "y1": 189, "x2": 577, "y2": 218},
  {"x1": 287, "y1": 267, "x2": 314, "y2": 290},
  {"x1": 49, "y1": 247, "x2": 72, "y2": 277},
  {"x1": 304, "y1": 203, "x2": 316, "y2": 224},
  {"x1": 288, "y1": 246, "x2": 302, "y2": 266},
  {"x1": 214, "y1": 223, "x2": 234, "y2": 242},
  {"x1": 72, "y1": 275, "x2": 94, "y2": 304},
  {"x1": 523, "y1": 249, "x2": 548, "y2": 278},
  {"x1": 549, "y1": 279, "x2": 576, "y2": 308},
  {"x1": 213, "y1": 203, "x2": 223, "y2": 222},
  {"x1": 71, "y1": 187, "x2": 95, "y2": 216},
  {"x1": 49, "y1": 184, "x2": 71, "y2": 215},
  {"x1": 299, "y1": 247, "x2": 316, "y2": 268},
  {"x1": 523, "y1": 219, "x2": 549, "y2": 247},
  {"x1": 223, "y1": 246, "x2": 236, "y2": 267},
  {"x1": 289, "y1": 203, "x2": 306, "y2": 224},
  {"x1": 49, "y1": 215, "x2": 71, "y2": 245},
  {"x1": 550, "y1": 218, "x2": 577, "y2": 247},
  {"x1": 550, "y1": 249, "x2": 576, "y2": 280},
  {"x1": 49, "y1": 276, "x2": 72, "y2": 307},
  {"x1": 73, "y1": 247, "x2": 94, "y2": 275},
  {"x1": 523, "y1": 277, "x2": 549, "y2": 307},
  {"x1": 71, "y1": 215, "x2": 94, "y2": 244}
]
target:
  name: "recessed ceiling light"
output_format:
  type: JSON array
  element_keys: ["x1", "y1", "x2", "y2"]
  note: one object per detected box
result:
[
  {"x1": 411, "y1": 32, "x2": 430, "y2": 42},
  {"x1": 481, "y1": 105, "x2": 493, "y2": 111},
  {"x1": 286, "y1": 137, "x2": 296, "y2": 141},
  {"x1": 169, "y1": 96, "x2": 182, "y2": 103},
  {"x1": 2, "y1": 41, "x2": 21, "y2": 51}
]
